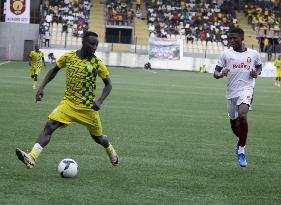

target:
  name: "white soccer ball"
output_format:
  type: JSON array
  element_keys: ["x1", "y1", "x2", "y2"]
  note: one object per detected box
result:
[{"x1": 58, "y1": 158, "x2": 78, "y2": 178}]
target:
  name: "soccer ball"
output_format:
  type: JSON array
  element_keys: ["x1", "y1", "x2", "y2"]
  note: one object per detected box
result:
[{"x1": 58, "y1": 158, "x2": 78, "y2": 178}]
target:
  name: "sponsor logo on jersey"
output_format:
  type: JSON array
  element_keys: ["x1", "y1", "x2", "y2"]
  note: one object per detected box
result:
[{"x1": 233, "y1": 63, "x2": 251, "y2": 70}]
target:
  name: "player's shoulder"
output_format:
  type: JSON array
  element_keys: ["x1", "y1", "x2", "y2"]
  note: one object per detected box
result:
[
  {"x1": 61, "y1": 50, "x2": 77, "y2": 58},
  {"x1": 220, "y1": 48, "x2": 234, "y2": 56},
  {"x1": 246, "y1": 48, "x2": 259, "y2": 55},
  {"x1": 93, "y1": 54, "x2": 102, "y2": 62},
  {"x1": 91, "y1": 55, "x2": 104, "y2": 65}
]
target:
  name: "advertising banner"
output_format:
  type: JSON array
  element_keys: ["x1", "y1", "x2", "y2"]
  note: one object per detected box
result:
[
  {"x1": 148, "y1": 37, "x2": 183, "y2": 60},
  {"x1": 5, "y1": 0, "x2": 30, "y2": 24}
]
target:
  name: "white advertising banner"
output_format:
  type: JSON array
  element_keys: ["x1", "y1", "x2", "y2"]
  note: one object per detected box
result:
[
  {"x1": 5, "y1": 0, "x2": 30, "y2": 24},
  {"x1": 148, "y1": 37, "x2": 183, "y2": 60}
]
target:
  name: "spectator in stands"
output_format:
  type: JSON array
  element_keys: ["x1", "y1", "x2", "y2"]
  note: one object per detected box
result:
[
  {"x1": 263, "y1": 37, "x2": 269, "y2": 52},
  {"x1": 44, "y1": 30, "x2": 51, "y2": 48},
  {"x1": 46, "y1": 13, "x2": 53, "y2": 27},
  {"x1": 62, "y1": 21, "x2": 68, "y2": 35},
  {"x1": 186, "y1": 33, "x2": 194, "y2": 44},
  {"x1": 136, "y1": 0, "x2": 141, "y2": 11},
  {"x1": 267, "y1": 43, "x2": 273, "y2": 61}
]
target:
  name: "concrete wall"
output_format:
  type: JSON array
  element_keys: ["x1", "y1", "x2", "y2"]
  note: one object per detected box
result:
[
  {"x1": 42, "y1": 48, "x2": 276, "y2": 77},
  {"x1": 0, "y1": 22, "x2": 39, "y2": 60}
]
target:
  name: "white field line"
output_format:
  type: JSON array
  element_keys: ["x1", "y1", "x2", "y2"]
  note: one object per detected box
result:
[{"x1": 0, "y1": 61, "x2": 11, "y2": 66}]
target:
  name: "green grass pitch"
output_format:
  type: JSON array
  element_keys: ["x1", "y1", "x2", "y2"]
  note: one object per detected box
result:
[{"x1": 0, "y1": 61, "x2": 281, "y2": 204}]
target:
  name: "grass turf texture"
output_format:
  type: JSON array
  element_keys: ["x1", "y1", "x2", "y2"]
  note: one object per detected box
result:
[{"x1": 0, "y1": 61, "x2": 281, "y2": 204}]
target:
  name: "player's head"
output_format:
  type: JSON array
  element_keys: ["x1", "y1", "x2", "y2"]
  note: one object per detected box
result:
[
  {"x1": 34, "y1": 44, "x2": 39, "y2": 51},
  {"x1": 228, "y1": 27, "x2": 244, "y2": 51},
  {"x1": 82, "y1": 31, "x2": 99, "y2": 57}
]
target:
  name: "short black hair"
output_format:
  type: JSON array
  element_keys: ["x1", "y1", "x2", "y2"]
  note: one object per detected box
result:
[
  {"x1": 229, "y1": 27, "x2": 244, "y2": 39},
  {"x1": 83, "y1": 31, "x2": 99, "y2": 39}
]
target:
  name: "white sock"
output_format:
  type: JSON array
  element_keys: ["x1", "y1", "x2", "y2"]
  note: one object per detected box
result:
[
  {"x1": 238, "y1": 146, "x2": 245, "y2": 154},
  {"x1": 30, "y1": 143, "x2": 44, "y2": 159},
  {"x1": 33, "y1": 143, "x2": 44, "y2": 152}
]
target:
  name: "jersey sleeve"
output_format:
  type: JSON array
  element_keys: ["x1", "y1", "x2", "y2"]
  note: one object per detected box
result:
[
  {"x1": 97, "y1": 60, "x2": 109, "y2": 79},
  {"x1": 56, "y1": 53, "x2": 67, "y2": 69},
  {"x1": 29, "y1": 51, "x2": 33, "y2": 58},
  {"x1": 254, "y1": 50, "x2": 262, "y2": 66},
  {"x1": 217, "y1": 51, "x2": 226, "y2": 68}
]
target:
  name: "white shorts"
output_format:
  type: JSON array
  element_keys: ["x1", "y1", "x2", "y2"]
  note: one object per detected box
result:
[{"x1": 227, "y1": 90, "x2": 253, "y2": 120}]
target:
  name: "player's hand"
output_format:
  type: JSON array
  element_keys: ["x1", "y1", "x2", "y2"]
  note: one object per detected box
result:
[
  {"x1": 250, "y1": 69, "x2": 258, "y2": 78},
  {"x1": 36, "y1": 88, "x2": 44, "y2": 102},
  {"x1": 91, "y1": 100, "x2": 101, "y2": 111},
  {"x1": 222, "y1": 69, "x2": 230, "y2": 77}
]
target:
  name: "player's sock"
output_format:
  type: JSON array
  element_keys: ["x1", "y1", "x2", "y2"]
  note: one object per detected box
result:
[
  {"x1": 237, "y1": 122, "x2": 248, "y2": 147},
  {"x1": 237, "y1": 146, "x2": 245, "y2": 154},
  {"x1": 30, "y1": 143, "x2": 44, "y2": 160},
  {"x1": 105, "y1": 144, "x2": 118, "y2": 166},
  {"x1": 32, "y1": 81, "x2": 37, "y2": 89}
]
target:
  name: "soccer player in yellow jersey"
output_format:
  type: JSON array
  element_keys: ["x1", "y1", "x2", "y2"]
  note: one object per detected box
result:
[
  {"x1": 16, "y1": 31, "x2": 118, "y2": 168},
  {"x1": 29, "y1": 44, "x2": 46, "y2": 89},
  {"x1": 274, "y1": 55, "x2": 281, "y2": 87}
]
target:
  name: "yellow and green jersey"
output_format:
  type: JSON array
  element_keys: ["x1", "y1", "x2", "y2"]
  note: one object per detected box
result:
[
  {"x1": 56, "y1": 51, "x2": 109, "y2": 107},
  {"x1": 274, "y1": 59, "x2": 281, "y2": 70},
  {"x1": 29, "y1": 50, "x2": 44, "y2": 69}
]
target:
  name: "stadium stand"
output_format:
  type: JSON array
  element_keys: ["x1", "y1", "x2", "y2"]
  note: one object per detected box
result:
[
  {"x1": 35, "y1": 0, "x2": 280, "y2": 58},
  {"x1": 242, "y1": 0, "x2": 281, "y2": 53},
  {"x1": 144, "y1": 0, "x2": 239, "y2": 54},
  {"x1": 40, "y1": 0, "x2": 91, "y2": 48}
]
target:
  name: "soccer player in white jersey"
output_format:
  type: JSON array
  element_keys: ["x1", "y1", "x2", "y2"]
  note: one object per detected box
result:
[{"x1": 214, "y1": 28, "x2": 262, "y2": 167}]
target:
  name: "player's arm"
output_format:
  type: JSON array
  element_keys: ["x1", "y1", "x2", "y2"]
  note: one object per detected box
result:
[
  {"x1": 250, "y1": 64, "x2": 262, "y2": 78},
  {"x1": 214, "y1": 65, "x2": 229, "y2": 79},
  {"x1": 36, "y1": 65, "x2": 60, "y2": 102},
  {"x1": 255, "y1": 64, "x2": 262, "y2": 75},
  {"x1": 42, "y1": 56, "x2": 46, "y2": 68},
  {"x1": 92, "y1": 76, "x2": 112, "y2": 111},
  {"x1": 28, "y1": 54, "x2": 32, "y2": 66}
]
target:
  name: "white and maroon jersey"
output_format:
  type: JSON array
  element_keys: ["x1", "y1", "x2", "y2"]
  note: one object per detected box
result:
[{"x1": 217, "y1": 48, "x2": 262, "y2": 99}]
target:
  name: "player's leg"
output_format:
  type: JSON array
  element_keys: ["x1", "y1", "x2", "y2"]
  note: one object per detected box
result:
[
  {"x1": 32, "y1": 74, "x2": 38, "y2": 89},
  {"x1": 16, "y1": 100, "x2": 72, "y2": 168},
  {"x1": 16, "y1": 120, "x2": 63, "y2": 168},
  {"x1": 33, "y1": 66, "x2": 42, "y2": 89},
  {"x1": 236, "y1": 103, "x2": 249, "y2": 167},
  {"x1": 230, "y1": 119, "x2": 239, "y2": 137},
  {"x1": 31, "y1": 68, "x2": 36, "y2": 89},
  {"x1": 91, "y1": 134, "x2": 119, "y2": 166},
  {"x1": 228, "y1": 98, "x2": 240, "y2": 156},
  {"x1": 249, "y1": 88, "x2": 254, "y2": 111},
  {"x1": 87, "y1": 113, "x2": 118, "y2": 166},
  {"x1": 277, "y1": 72, "x2": 281, "y2": 87}
]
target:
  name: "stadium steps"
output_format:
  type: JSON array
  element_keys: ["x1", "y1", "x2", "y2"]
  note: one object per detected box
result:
[
  {"x1": 89, "y1": 0, "x2": 105, "y2": 42},
  {"x1": 132, "y1": 1, "x2": 149, "y2": 46},
  {"x1": 236, "y1": 11, "x2": 259, "y2": 49}
]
